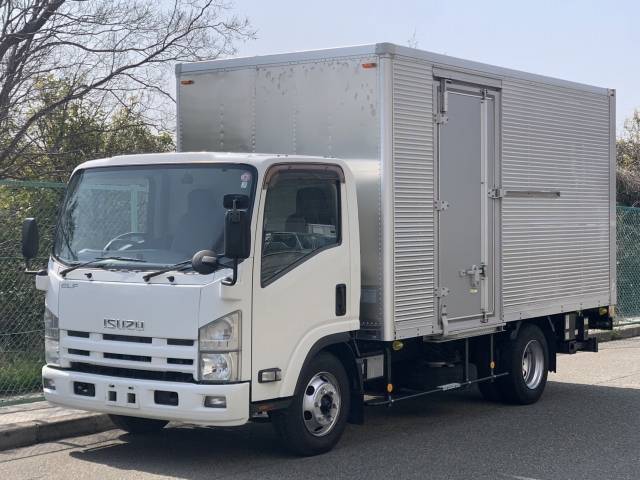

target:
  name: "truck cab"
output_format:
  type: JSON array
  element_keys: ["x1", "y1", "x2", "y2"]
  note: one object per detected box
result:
[{"x1": 29, "y1": 152, "x2": 361, "y2": 453}]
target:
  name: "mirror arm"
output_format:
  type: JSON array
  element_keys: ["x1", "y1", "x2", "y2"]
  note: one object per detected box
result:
[
  {"x1": 24, "y1": 269, "x2": 47, "y2": 276},
  {"x1": 221, "y1": 258, "x2": 239, "y2": 287},
  {"x1": 23, "y1": 259, "x2": 46, "y2": 276}
]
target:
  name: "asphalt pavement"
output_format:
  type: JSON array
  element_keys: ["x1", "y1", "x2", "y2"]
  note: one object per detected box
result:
[{"x1": 2, "y1": 337, "x2": 640, "y2": 480}]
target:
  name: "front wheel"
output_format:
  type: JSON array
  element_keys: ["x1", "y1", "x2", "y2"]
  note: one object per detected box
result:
[
  {"x1": 496, "y1": 324, "x2": 549, "y2": 405},
  {"x1": 109, "y1": 415, "x2": 168, "y2": 434},
  {"x1": 271, "y1": 352, "x2": 350, "y2": 456}
]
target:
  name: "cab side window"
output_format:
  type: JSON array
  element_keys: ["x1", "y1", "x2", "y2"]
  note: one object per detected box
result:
[{"x1": 261, "y1": 173, "x2": 340, "y2": 285}]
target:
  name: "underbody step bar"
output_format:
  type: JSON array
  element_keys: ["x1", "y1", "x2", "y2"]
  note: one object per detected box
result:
[{"x1": 365, "y1": 372, "x2": 509, "y2": 407}]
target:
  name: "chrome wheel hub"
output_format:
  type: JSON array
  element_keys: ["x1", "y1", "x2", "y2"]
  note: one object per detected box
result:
[
  {"x1": 522, "y1": 339, "x2": 544, "y2": 389},
  {"x1": 302, "y1": 372, "x2": 341, "y2": 437}
]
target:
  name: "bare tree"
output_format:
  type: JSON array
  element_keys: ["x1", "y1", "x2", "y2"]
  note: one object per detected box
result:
[
  {"x1": 407, "y1": 29, "x2": 419, "y2": 49},
  {"x1": 0, "y1": 0, "x2": 254, "y2": 178},
  {"x1": 617, "y1": 110, "x2": 640, "y2": 206}
]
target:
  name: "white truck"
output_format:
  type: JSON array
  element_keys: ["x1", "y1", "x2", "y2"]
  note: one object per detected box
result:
[{"x1": 22, "y1": 44, "x2": 615, "y2": 455}]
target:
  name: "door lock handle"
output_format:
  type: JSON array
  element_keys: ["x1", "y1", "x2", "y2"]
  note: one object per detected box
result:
[
  {"x1": 335, "y1": 284, "x2": 347, "y2": 316},
  {"x1": 459, "y1": 264, "x2": 486, "y2": 289}
]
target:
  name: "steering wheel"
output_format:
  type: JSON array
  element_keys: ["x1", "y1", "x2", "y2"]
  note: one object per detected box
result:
[
  {"x1": 264, "y1": 232, "x2": 305, "y2": 251},
  {"x1": 103, "y1": 232, "x2": 149, "y2": 252}
]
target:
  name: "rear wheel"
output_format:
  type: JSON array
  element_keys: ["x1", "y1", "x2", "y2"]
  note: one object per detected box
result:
[
  {"x1": 496, "y1": 324, "x2": 549, "y2": 405},
  {"x1": 271, "y1": 352, "x2": 350, "y2": 456},
  {"x1": 109, "y1": 415, "x2": 168, "y2": 434}
]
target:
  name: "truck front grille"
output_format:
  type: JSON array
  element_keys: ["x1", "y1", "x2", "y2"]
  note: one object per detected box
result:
[
  {"x1": 61, "y1": 330, "x2": 198, "y2": 380},
  {"x1": 68, "y1": 348, "x2": 90, "y2": 356},
  {"x1": 103, "y1": 352, "x2": 151, "y2": 362},
  {"x1": 68, "y1": 330, "x2": 90, "y2": 338},
  {"x1": 69, "y1": 362, "x2": 196, "y2": 383},
  {"x1": 103, "y1": 333, "x2": 152, "y2": 344},
  {"x1": 167, "y1": 338, "x2": 194, "y2": 346}
]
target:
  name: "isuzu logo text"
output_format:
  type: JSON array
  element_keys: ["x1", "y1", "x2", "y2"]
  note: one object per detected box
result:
[{"x1": 103, "y1": 319, "x2": 145, "y2": 331}]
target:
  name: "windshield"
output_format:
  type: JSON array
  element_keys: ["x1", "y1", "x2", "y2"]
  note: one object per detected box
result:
[{"x1": 53, "y1": 163, "x2": 256, "y2": 268}]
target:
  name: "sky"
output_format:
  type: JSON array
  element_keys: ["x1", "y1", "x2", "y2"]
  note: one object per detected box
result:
[{"x1": 230, "y1": 0, "x2": 638, "y2": 133}]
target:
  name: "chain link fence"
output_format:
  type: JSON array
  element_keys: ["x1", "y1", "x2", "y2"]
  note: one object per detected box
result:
[
  {"x1": 0, "y1": 180, "x2": 66, "y2": 405},
  {"x1": 2, "y1": 186, "x2": 640, "y2": 405},
  {"x1": 616, "y1": 206, "x2": 640, "y2": 322}
]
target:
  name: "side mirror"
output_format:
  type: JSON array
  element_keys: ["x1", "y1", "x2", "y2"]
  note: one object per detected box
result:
[
  {"x1": 223, "y1": 194, "x2": 249, "y2": 210},
  {"x1": 191, "y1": 250, "x2": 218, "y2": 275},
  {"x1": 22, "y1": 218, "x2": 39, "y2": 259},
  {"x1": 224, "y1": 209, "x2": 251, "y2": 260}
]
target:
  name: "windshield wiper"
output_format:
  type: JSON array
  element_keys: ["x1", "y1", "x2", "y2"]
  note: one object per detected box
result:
[
  {"x1": 60, "y1": 256, "x2": 147, "y2": 277},
  {"x1": 142, "y1": 260, "x2": 192, "y2": 282}
]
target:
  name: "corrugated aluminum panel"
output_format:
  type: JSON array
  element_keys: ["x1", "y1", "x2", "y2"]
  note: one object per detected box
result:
[
  {"x1": 392, "y1": 59, "x2": 436, "y2": 337},
  {"x1": 501, "y1": 79, "x2": 612, "y2": 318},
  {"x1": 178, "y1": 57, "x2": 379, "y2": 159}
]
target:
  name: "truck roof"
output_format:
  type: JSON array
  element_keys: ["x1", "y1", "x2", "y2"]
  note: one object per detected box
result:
[
  {"x1": 72, "y1": 152, "x2": 344, "y2": 175},
  {"x1": 176, "y1": 42, "x2": 609, "y2": 96}
]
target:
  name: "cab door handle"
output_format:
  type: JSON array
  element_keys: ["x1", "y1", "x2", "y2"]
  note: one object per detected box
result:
[{"x1": 335, "y1": 284, "x2": 347, "y2": 316}]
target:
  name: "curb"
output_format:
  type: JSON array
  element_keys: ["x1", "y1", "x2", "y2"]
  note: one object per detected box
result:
[
  {"x1": 592, "y1": 324, "x2": 640, "y2": 343},
  {"x1": 0, "y1": 412, "x2": 113, "y2": 452}
]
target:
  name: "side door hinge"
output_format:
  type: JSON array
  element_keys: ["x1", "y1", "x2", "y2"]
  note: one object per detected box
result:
[
  {"x1": 434, "y1": 199, "x2": 449, "y2": 211},
  {"x1": 434, "y1": 112, "x2": 448, "y2": 124},
  {"x1": 435, "y1": 287, "x2": 450, "y2": 298},
  {"x1": 488, "y1": 188, "x2": 505, "y2": 199},
  {"x1": 435, "y1": 78, "x2": 451, "y2": 125}
]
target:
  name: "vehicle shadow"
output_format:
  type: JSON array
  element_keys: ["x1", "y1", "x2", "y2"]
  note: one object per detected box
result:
[{"x1": 69, "y1": 381, "x2": 640, "y2": 480}]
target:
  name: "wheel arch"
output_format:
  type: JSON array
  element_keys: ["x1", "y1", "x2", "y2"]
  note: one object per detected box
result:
[
  {"x1": 508, "y1": 318, "x2": 557, "y2": 372},
  {"x1": 293, "y1": 333, "x2": 363, "y2": 424}
]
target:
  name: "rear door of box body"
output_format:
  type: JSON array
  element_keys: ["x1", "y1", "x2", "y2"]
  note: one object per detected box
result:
[{"x1": 435, "y1": 80, "x2": 500, "y2": 332}]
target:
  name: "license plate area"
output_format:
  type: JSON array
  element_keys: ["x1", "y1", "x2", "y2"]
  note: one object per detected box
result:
[{"x1": 106, "y1": 383, "x2": 140, "y2": 409}]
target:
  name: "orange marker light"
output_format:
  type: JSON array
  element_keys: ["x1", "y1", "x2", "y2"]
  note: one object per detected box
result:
[
  {"x1": 386, "y1": 383, "x2": 394, "y2": 393},
  {"x1": 181, "y1": 79, "x2": 194, "y2": 85},
  {"x1": 362, "y1": 62, "x2": 377, "y2": 69}
]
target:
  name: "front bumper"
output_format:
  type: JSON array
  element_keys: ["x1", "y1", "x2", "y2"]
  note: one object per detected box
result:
[{"x1": 42, "y1": 366, "x2": 250, "y2": 426}]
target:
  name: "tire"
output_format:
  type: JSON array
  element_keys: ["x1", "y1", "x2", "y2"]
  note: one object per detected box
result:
[
  {"x1": 496, "y1": 324, "x2": 549, "y2": 405},
  {"x1": 271, "y1": 352, "x2": 351, "y2": 456},
  {"x1": 109, "y1": 415, "x2": 168, "y2": 434}
]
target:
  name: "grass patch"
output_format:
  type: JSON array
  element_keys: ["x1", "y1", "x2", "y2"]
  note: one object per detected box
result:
[{"x1": 0, "y1": 354, "x2": 43, "y2": 397}]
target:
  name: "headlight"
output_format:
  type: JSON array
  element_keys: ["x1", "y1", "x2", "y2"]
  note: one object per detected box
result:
[
  {"x1": 45, "y1": 337, "x2": 60, "y2": 365},
  {"x1": 44, "y1": 307, "x2": 59, "y2": 365},
  {"x1": 200, "y1": 352, "x2": 240, "y2": 382},
  {"x1": 198, "y1": 311, "x2": 241, "y2": 382},
  {"x1": 44, "y1": 307, "x2": 59, "y2": 340},
  {"x1": 199, "y1": 311, "x2": 240, "y2": 351}
]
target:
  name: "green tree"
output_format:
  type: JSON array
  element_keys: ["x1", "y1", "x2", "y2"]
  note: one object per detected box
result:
[{"x1": 17, "y1": 76, "x2": 174, "y2": 181}]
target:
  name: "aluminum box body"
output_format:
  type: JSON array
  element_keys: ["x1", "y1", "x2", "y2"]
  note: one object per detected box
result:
[{"x1": 176, "y1": 43, "x2": 615, "y2": 341}]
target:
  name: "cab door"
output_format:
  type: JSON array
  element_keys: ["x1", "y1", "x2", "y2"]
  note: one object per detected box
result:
[{"x1": 251, "y1": 164, "x2": 352, "y2": 401}]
